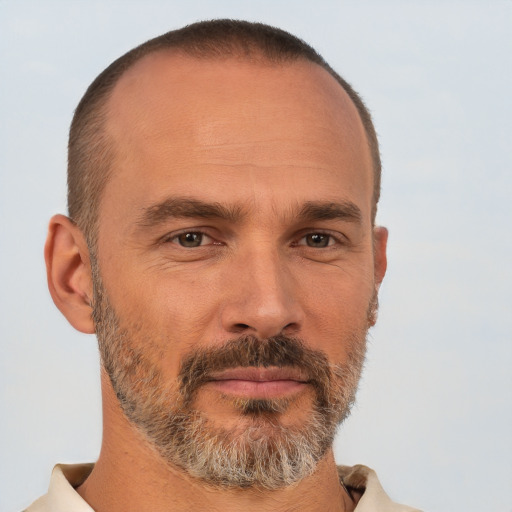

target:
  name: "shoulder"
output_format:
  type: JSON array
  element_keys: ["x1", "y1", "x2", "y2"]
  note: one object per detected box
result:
[
  {"x1": 24, "y1": 464, "x2": 94, "y2": 512},
  {"x1": 338, "y1": 464, "x2": 422, "y2": 512}
]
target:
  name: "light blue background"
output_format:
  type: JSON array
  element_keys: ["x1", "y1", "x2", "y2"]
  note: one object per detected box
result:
[{"x1": 1, "y1": 2, "x2": 511, "y2": 511}]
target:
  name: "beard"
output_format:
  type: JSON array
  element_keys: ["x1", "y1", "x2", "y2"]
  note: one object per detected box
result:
[{"x1": 91, "y1": 260, "x2": 373, "y2": 490}]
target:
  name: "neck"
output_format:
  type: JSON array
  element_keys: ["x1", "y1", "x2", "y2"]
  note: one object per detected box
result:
[{"x1": 77, "y1": 371, "x2": 354, "y2": 512}]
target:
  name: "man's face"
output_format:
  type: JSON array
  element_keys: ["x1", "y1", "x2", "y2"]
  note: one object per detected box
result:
[{"x1": 92, "y1": 53, "x2": 385, "y2": 487}]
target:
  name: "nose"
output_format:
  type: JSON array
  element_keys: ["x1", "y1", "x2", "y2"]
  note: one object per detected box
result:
[{"x1": 220, "y1": 246, "x2": 304, "y2": 339}]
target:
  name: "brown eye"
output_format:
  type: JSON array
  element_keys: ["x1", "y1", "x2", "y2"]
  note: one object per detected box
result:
[
  {"x1": 305, "y1": 233, "x2": 331, "y2": 248},
  {"x1": 177, "y1": 232, "x2": 204, "y2": 247}
]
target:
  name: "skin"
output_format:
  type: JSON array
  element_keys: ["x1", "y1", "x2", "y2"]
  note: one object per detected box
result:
[{"x1": 45, "y1": 52, "x2": 387, "y2": 512}]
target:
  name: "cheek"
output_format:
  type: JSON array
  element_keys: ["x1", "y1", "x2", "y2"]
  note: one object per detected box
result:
[
  {"x1": 106, "y1": 264, "x2": 222, "y2": 347},
  {"x1": 296, "y1": 262, "x2": 375, "y2": 356}
]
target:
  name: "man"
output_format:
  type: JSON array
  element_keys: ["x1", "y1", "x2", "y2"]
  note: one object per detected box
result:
[{"x1": 27, "y1": 19, "x2": 419, "y2": 512}]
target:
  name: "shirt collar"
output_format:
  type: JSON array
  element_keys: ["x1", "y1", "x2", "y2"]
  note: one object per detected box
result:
[{"x1": 39, "y1": 462, "x2": 418, "y2": 512}]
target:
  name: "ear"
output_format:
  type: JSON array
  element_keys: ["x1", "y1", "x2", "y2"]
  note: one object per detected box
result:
[
  {"x1": 44, "y1": 214, "x2": 95, "y2": 334},
  {"x1": 373, "y1": 226, "x2": 388, "y2": 290}
]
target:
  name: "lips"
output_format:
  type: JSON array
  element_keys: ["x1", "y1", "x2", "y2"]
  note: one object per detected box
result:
[
  {"x1": 177, "y1": 336, "x2": 330, "y2": 403},
  {"x1": 206, "y1": 366, "x2": 310, "y2": 398},
  {"x1": 210, "y1": 366, "x2": 309, "y2": 382}
]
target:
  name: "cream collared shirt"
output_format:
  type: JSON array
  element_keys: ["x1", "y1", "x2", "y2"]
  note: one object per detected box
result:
[{"x1": 25, "y1": 463, "x2": 421, "y2": 511}]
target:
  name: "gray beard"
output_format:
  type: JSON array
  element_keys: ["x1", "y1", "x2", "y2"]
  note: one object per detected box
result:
[{"x1": 91, "y1": 260, "x2": 369, "y2": 490}]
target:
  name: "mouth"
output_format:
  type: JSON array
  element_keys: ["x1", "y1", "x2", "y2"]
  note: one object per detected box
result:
[{"x1": 205, "y1": 367, "x2": 310, "y2": 399}]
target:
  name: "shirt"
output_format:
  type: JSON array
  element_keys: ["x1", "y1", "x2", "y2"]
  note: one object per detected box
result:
[{"x1": 25, "y1": 463, "x2": 421, "y2": 511}]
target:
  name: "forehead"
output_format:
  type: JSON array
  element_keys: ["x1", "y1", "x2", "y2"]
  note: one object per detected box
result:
[
  {"x1": 101, "y1": 52, "x2": 373, "y2": 227},
  {"x1": 106, "y1": 51, "x2": 367, "y2": 152}
]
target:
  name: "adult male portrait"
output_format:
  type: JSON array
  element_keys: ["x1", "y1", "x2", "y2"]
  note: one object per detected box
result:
[{"x1": 27, "y1": 19, "x2": 418, "y2": 512}]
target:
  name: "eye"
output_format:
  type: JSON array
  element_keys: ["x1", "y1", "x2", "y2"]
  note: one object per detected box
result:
[
  {"x1": 173, "y1": 232, "x2": 211, "y2": 248},
  {"x1": 299, "y1": 233, "x2": 336, "y2": 248}
]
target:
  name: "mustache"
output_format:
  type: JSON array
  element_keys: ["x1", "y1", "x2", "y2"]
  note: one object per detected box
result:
[{"x1": 178, "y1": 334, "x2": 333, "y2": 405}]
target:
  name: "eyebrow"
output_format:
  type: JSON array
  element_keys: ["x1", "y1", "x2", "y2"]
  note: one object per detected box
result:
[
  {"x1": 137, "y1": 197, "x2": 246, "y2": 228},
  {"x1": 297, "y1": 201, "x2": 363, "y2": 224},
  {"x1": 136, "y1": 197, "x2": 363, "y2": 230}
]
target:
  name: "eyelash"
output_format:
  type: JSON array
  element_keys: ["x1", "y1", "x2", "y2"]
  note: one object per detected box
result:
[
  {"x1": 294, "y1": 232, "x2": 340, "y2": 248},
  {"x1": 162, "y1": 229, "x2": 346, "y2": 249},
  {"x1": 162, "y1": 230, "x2": 218, "y2": 248}
]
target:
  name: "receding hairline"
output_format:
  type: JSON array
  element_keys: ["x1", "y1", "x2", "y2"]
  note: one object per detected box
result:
[{"x1": 106, "y1": 48, "x2": 368, "y2": 138}]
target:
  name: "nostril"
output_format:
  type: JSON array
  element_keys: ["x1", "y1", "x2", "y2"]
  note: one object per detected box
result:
[
  {"x1": 283, "y1": 322, "x2": 299, "y2": 333},
  {"x1": 234, "y1": 323, "x2": 250, "y2": 332}
]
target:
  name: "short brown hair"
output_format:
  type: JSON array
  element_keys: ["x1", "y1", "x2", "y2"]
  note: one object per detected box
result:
[{"x1": 68, "y1": 19, "x2": 381, "y2": 246}]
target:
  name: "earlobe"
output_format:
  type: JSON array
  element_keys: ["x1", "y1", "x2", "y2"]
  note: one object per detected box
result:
[
  {"x1": 373, "y1": 226, "x2": 388, "y2": 289},
  {"x1": 44, "y1": 214, "x2": 95, "y2": 334}
]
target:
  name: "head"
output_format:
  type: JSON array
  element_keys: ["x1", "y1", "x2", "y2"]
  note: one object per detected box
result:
[{"x1": 46, "y1": 20, "x2": 387, "y2": 490}]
